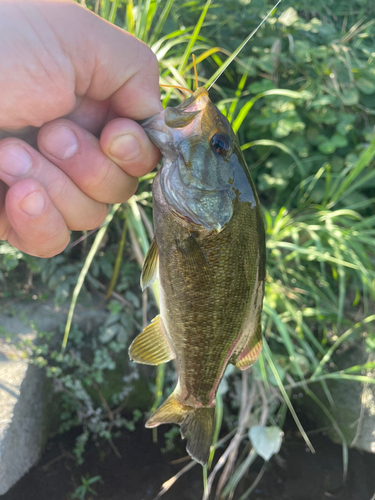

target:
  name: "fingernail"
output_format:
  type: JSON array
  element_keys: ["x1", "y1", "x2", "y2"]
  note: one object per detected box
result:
[
  {"x1": 44, "y1": 126, "x2": 78, "y2": 159},
  {"x1": 20, "y1": 191, "x2": 46, "y2": 216},
  {"x1": 0, "y1": 145, "x2": 32, "y2": 176},
  {"x1": 109, "y1": 134, "x2": 141, "y2": 161}
]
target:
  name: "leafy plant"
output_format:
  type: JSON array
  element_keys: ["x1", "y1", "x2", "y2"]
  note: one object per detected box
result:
[
  {"x1": 72, "y1": 475, "x2": 101, "y2": 500},
  {"x1": 1, "y1": 0, "x2": 375, "y2": 498},
  {"x1": 17, "y1": 309, "x2": 145, "y2": 464}
]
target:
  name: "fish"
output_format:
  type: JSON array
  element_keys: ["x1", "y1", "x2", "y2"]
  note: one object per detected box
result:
[{"x1": 129, "y1": 86, "x2": 266, "y2": 465}]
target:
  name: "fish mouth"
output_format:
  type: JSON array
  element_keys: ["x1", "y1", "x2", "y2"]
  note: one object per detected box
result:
[
  {"x1": 176, "y1": 87, "x2": 210, "y2": 112},
  {"x1": 139, "y1": 87, "x2": 210, "y2": 152},
  {"x1": 140, "y1": 86, "x2": 236, "y2": 231}
]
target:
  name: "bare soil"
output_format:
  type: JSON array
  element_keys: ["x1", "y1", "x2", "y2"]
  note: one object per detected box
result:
[{"x1": 2, "y1": 422, "x2": 375, "y2": 500}]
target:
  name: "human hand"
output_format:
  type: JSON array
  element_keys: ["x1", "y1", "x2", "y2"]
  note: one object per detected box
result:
[{"x1": 0, "y1": 0, "x2": 161, "y2": 258}]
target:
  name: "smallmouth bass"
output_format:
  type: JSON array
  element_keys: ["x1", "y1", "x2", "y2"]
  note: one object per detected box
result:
[{"x1": 129, "y1": 87, "x2": 266, "y2": 465}]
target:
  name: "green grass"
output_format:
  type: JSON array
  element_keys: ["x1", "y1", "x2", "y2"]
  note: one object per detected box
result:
[
  {"x1": 2, "y1": 0, "x2": 374, "y2": 498},
  {"x1": 51, "y1": 0, "x2": 375, "y2": 496}
]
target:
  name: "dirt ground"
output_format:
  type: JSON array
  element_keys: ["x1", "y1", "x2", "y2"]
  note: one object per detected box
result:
[{"x1": 2, "y1": 422, "x2": 375, "y2": 500}]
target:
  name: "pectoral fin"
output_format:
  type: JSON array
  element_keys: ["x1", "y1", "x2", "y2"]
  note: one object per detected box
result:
[
  {"x1": 140, "y1": 237, "x2": 158, "y2": 291},
  {"x1": 234, "y1": 324, "x2": 263, "y2": 370},
  {"x1": 177, "y1": 234, "x2": 210, "y2": 279},
  {"x1": 129, "y1": 315, "x2": 174, "y2": 365}
]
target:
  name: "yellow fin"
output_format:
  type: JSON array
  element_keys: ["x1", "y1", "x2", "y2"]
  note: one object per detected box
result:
[
  {"x1": 129, "y1": 315, "x2": 174, "y2": 365},
  {"x1": 140, "y1": 237, "x2": 158, "y2": 291},
  {"x1": 146, "y1": 391, "x2": 215, "y2": 465},
  {"x1": 234, "y1": 324, "x2": 263, "y2": 370},
  {"x1": 146, "y1": 391, "x2": 189, "y2": 427}
]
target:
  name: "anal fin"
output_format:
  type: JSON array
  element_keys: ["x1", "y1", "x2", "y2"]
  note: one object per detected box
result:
[
  {"x1": 146, "y1": 391, "x2": 189, "y2": 427},
  {"x1": 129, "y1": 315, "x2": 174, "y2": 365},
  {"x1": 141, "y1": 237, "x2": 158, "y2": 291},
  {"x1": 234, "y1": 324, "x2": 263, "y2": 370}
]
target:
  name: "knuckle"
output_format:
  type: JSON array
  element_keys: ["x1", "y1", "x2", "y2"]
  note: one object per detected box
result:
[
  {"x1": 148, "y1": 51, "x2": 159, "y2": 76},
  {"x1": 29, "y1": 93, "x2": 76, "y2": 129},
  {"x1": 35, "y1": 232, "x2": 70, "y2": 259},
  {"x1": 87, "y1": 206, "x2": 107, "y2": 229},
  {"x1": 144, "y1": 47, "x2": 159, "y2": 71},
  {"x1": 80, "y1": 158, "x2": 113, "y2": 193},
  {"x1": 0, "y1": 137, "x2": 27, "y2": 150},
  {"x1": 0, "y1": 226, "x2": 10, "y2": 241},
  {"x1": 48, "y1": 171, "x2": 71, "y2": 204},
  {"x1": 68, "y1": 204, "x2": 107, "y2": 232}
]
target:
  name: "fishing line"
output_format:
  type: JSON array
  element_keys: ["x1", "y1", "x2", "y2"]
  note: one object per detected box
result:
[{"x1": 206, "y1": 0, "x2": 282, "y2": 90}]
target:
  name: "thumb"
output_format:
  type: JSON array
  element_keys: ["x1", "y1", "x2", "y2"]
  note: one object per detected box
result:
[{"x1": 50, "y1": 1, "x2": 162, "y2": 120}]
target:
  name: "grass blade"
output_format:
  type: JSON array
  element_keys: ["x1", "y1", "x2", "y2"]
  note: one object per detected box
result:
[
  {"x1": 263, "y1": 339, "x2": 315, "y2": 453},
  {"x1": 208, "y1": 391, "x2": 223, "y2": 468},
  {"x1": 178, "y1": 0, "x2": 212, "y2": 75},
  {"x1": 330, "y1": 136, "x2": 375, "y2": 203},
  {"x1": 108, "y1": 0, "x2": 120, "y2": 24},
  {"x1": 233, "y1": 89, "x2": 312, "y2": 134},
  {"x1": 62, "y1": 204, "x2": 121, "y2": 350},
  {"x1": 311, "y1": 314, "x2": 375, "y2": 379},
  {"x1": 149, "y1": 0, "x2": 175, "y2": 46},
  {"x1": 241, "y1": 139, "x2": 305, "y2": 176},
  {"x1": 106, "y1": 210, "x2": 128, "y2": 299}
]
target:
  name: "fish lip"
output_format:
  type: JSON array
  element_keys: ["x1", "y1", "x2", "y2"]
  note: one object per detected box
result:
[
  {"x1": 137, "y1": 112, "x2": 161, "y2": 128},
  {"x1": 175, "y1": 86, "x2": 209, "y2": 111},
  {"x1": 139, "y1": 86, "x2": 209, "y2": 135}
]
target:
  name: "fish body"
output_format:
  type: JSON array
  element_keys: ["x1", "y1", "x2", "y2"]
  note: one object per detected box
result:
[{"x1": 129, "y1": 87, "x2": 266, "y2": 464}]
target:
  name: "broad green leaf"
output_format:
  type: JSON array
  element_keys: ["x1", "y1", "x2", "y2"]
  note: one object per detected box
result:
[
  {"x1": 331, "y1": 134, "x2": 348, "y2": 148},
  {"x1": 318, "y1": 140, "x2": 336, "y2": 154},
  {"x1": 278, "y1": 7, "x2": 299, "y2": 26},
  {"x1": 356, "y1": 77, "x2": 375, "y2": 95},
  {"x1": 249, "y1": 425, "x2": 284, "y2": 461},
  {"x1": 340, "y1": 88, "x2": 359, "y2": 106}
]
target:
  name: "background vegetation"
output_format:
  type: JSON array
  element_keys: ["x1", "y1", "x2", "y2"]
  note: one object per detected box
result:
[{"x1": 1, "y1": 0, "x2": 375, "y2": 498}]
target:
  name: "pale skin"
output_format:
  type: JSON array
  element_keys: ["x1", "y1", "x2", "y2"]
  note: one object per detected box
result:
[{"x1": 0, "y1": 0, "x2": 162, "y2": 258}]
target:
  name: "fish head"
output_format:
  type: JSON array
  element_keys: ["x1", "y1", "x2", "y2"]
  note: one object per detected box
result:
[{"x1": 141, "y1": 87, "x2": 256, "y2": 231}]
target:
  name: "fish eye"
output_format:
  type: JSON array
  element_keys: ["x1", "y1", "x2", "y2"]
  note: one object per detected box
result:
[{"x1": 210, "y1": 134, "x2": 230, "y2": 157}]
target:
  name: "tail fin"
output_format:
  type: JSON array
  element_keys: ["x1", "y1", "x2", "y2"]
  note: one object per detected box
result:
[
  {"x1": 146, "y1": 391, "x2": 215, "y2": 465},
  {"x1": 181, "y1": 407, "x2": 215, "y2": 465}
]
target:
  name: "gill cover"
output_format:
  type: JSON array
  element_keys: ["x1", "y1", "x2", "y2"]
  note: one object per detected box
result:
[{"x1": 141, "y1": 87, "x2": 255, "y2": 231}]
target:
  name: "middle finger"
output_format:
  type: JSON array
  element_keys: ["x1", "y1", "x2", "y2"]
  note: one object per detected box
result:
[
  {"x1": 0, "y1": 138, "x2": 107, "y2": 231},
  {"x1": 37, "y1": 118, "x2": 159, "y2": 203}
]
